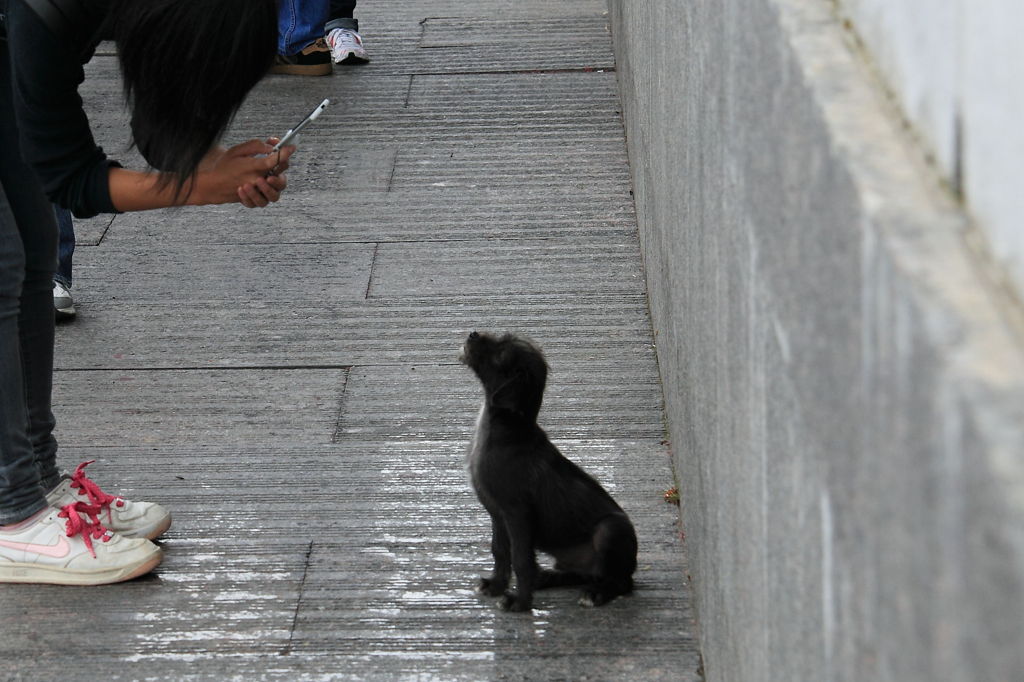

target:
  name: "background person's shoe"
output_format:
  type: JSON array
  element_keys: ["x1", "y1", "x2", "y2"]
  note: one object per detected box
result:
[
  {"x1": 326, "y1": 28, "x2": 369, "y2": 64},
  {"x1": 270, "y1": 38, "x2": 333, "y2": 76},
  {"x1": 0, "y1": 504, "x2": 163, "y2": 585},
  {"x1": 53, "y1": 281, "x2": 75, "y2": 320},
  {"x1": 46, "y1": 461, "x2": 172, "y2": 541}
]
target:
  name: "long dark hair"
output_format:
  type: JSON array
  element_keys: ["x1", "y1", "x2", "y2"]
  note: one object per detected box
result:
[{"x1": 109, "y1": 0, "x2": 278, "y2": 196}]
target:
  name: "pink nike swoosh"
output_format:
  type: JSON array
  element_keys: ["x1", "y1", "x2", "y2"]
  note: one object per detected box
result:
[{"x1": 0, "y1": 535, "x2": 72, "y2": 559}]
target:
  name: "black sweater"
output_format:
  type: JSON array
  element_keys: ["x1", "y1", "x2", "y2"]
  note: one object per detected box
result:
[{"x1": 2, "y1": 0, "x2": 119, "y2": 218}]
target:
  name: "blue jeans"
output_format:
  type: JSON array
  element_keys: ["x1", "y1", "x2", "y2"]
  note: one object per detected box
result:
[
  {"x1": 0, "y1": 44, "x2": 61, "y2": 525},
  {"x1": 54, "y1": 205, "x2": 74, "y2": 288},
  {"x1": 278, "y1": 0, "x2": 358, "y2": 55}
]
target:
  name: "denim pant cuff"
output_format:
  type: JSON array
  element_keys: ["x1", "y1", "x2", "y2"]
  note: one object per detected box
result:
[{"x1": 326, "y1": 17, "x2": 358, "y2": 32}]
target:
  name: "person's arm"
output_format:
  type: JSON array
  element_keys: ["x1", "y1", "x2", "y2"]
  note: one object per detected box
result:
[
  {"x1": 7, "y1": 0, "x2": 115, "y2": 217},
  {"x1": 107, "y1": 140, "x2": 295, "y2": 212},
  {"x1": 8, "y1": 2, "x2": 291, "y2": 216}
]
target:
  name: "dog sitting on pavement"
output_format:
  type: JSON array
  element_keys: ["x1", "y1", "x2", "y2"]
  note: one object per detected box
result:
[{"x1": 459, "y1": 331, "x2": 637, "y2": 611}]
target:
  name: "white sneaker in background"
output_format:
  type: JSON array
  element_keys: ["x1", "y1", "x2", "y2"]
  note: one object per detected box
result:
[
  {"x1": 53, "y1": 281, "x2": 75, "y2": 320},
  {"x1": 0, "y1": 503, "x2": 163, "y2": 585},
  {"x1": 326, "y1": 27, "x2": 369, "y2": 64}
]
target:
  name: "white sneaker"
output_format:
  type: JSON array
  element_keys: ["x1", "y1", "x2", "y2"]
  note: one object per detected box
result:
[
  {"x1": 53, "y1": 281, "x2": 75, "y2": 320},
  {"x1": 0, "y1": 504, "x2": 162, "y2": 585},
  {"x1": 46, "y1": 461, "x2": 172, "y2": 540},
  {"x1": 326, "y1": 27, "x2": 369, "y2": 64}
]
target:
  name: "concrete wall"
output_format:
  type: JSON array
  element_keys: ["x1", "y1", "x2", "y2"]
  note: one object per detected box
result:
[
  {"x1": 608, "y1": 1, "x2": 1024, "y2": 680},
  {"x1": 836, "y1": 0, "x2": 1024, "y2": 295}
]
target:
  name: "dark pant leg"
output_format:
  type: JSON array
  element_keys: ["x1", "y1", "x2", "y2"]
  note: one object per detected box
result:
[
  {"x1": 327, "y1": 0, "x2": 358, "y2": 30},
  {"x1": 54, "y1": 205, "x2": 75, "y2": 287},
  {"x1": 0, "y1": 37, "x2": 60, "y2": 524},
  {"x1": 329, "y1": 0, "x2": 356, "y2": 19}
]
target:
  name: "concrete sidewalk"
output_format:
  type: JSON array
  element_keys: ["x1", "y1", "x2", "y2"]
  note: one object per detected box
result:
[{"x1": 1, "y1": 1, "x2": 702, "y2": 679}]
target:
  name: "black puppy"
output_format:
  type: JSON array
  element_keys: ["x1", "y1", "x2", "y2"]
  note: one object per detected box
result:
[{"x1": 459, "y1": 331, "x2": 637, "y2": 611}]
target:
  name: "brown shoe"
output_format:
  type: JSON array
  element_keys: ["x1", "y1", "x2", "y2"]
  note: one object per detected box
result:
[{"x1": 270, "y1": 38, "x2": 332, "y2": 76}]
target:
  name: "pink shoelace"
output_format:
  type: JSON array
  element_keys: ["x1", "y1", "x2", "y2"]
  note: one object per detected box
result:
[
  {"x1": 58, "y1": 501, "x2": 113, "y2": 558},
  {"x1": 70, "y1": 460, "x2": 126, "y2": 525}
]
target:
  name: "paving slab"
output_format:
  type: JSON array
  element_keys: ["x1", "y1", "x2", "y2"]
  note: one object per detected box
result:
[{"x1": 2, "y1": 0, "x2": 704, "y2": 679}]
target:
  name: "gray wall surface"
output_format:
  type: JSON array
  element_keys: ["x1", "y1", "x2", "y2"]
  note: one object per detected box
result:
[{"x1": 608, "y1": 1, "x2": 1024, "y2": 681}]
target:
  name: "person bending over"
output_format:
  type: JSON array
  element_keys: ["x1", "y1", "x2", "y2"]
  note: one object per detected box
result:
[{"x1": 0, "y1": 0, "x2": 294, "y2": 585}]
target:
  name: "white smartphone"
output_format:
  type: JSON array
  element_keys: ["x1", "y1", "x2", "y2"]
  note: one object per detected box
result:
[{"x1": 272, "y1": 98, "x2": 330, "y2": 151}]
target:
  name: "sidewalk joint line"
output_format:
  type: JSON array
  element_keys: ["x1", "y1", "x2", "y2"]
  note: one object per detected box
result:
[
  {"x1": 404, "y1": 74, "x2": 415, "y2": 108},
  {"x1": 331, "y1": 367, "x2": 352, "y2": 443},
  {"x1": 386, "y1": 151, "x2": 399, "y2": 193},
  {"x1": 364, "y1": 243, "x2": 380, "y2": 299},
  {"x1": 280, "y1": 539, "x2": 315, "y2": 657},
  {"x1": 409, "y1": 67, "x2": 616, "y2": 76},
  {"x1": 55, "y1": 364, "x2": 354, "y2": 372},
  {"x1": 95, "y1": 214, "x2": 116, "y2": 245}
]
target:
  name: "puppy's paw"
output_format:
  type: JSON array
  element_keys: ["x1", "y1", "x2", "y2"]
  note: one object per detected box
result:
[
  {"x1": 498, "y1": 592, "x2": 532, "y2": 612},
  {"x1": 476, "y1": 577, "x2": 507, "y2": 597},
  {"x1": 578, "y1": 590, "x2": 610, "y2": 607}
]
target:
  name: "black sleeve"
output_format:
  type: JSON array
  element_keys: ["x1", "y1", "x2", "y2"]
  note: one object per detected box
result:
[{"x1": 6, "y1": 0, "x2": 121, "y2": 218}]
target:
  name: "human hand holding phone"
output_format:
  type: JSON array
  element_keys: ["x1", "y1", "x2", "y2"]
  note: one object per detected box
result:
[
  {"x1": 236, "y1": 139, "x2": 294, "y2": 207},
  {"x1": 107, "y1": 139, "x2": 295, "y2": 212},
  {"x1": 190, "y1": 139, "x2": 295, "y2": 208}
]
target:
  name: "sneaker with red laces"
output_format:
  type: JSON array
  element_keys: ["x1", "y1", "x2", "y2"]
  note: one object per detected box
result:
[
  {"x1": 46, "y1": 461, "x2": 172, "y2": 540},
  {"x1": 0, "y1": 503, "x2": 162, "y2": 585}
]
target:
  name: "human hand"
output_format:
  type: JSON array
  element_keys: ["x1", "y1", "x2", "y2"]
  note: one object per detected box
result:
[
  {"x1": 192, "y1": 139, "x2": 295, "y2": 208},
  {"x1": 198, "y1": 144, "x2": 228, "y2": 173}
]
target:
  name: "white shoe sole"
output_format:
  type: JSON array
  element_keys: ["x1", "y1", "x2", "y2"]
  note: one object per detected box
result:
[
  {"x1": 0, "y1": 547, "x2": 163, "y2": 585},
  {"x1": 334, "y1": 51, "x2": 368, "y2": 64}
]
